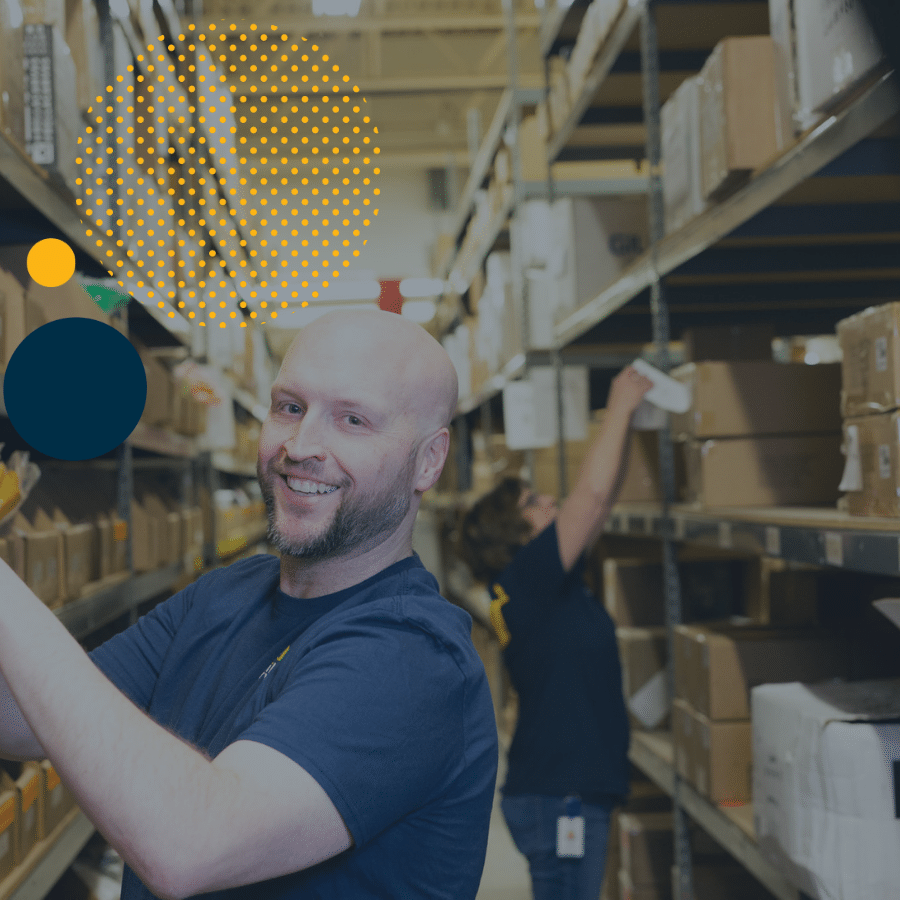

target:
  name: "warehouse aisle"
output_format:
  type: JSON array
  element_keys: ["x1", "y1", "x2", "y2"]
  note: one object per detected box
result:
[{"x1": 476, "y1": 740, "x2": 532, "y2": 900}]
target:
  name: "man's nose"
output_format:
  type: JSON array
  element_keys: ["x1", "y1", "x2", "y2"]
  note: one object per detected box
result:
[{"x1": 283, "y1": 411, "x2": 327, "y2": 460}]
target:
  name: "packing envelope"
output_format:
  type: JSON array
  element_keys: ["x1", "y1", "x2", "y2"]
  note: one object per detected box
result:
[{"x1": 752, "y1": 678, "x2": 900, "y2": 899}]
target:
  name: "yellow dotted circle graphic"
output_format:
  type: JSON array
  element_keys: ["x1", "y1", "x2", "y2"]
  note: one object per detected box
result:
[{"x1": 75, "y1": 23, "x2": 381, "y2": 327}]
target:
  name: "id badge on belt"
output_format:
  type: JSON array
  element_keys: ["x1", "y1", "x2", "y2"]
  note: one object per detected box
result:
[{"x1": 556, "y1": 796, "x2": 585, "y2": 858}]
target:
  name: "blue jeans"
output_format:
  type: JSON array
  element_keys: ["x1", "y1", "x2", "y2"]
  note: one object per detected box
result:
[{"x1": 500, "y1": 794, "x2": 612, "y2": 900}]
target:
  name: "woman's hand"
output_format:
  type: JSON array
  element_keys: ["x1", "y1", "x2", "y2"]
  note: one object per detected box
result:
[{"x1": 607, "y1": 366, "x2": 654, "y2": 417}]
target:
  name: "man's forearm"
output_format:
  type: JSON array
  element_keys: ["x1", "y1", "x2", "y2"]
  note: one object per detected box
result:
[{"x1": 0, "y1": 562, "x2": 224, "y2": 899}]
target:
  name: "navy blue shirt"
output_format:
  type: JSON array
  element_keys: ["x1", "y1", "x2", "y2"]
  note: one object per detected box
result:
[
  {"x1": 89, "y1": 553, "x2": 498, "y2": 899},
  {"x1": 488, "y1": 521, "x2": 629, "y2": 804}
]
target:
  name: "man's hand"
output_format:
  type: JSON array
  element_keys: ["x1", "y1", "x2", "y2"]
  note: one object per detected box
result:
[{"x1": 607, "y1": 365, "x2": 654, "y2": 418}]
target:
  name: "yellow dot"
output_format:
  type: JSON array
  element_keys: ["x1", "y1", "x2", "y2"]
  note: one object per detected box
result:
[{"x1": 27, "y1": 239, "x2": 76, "y2": 287}]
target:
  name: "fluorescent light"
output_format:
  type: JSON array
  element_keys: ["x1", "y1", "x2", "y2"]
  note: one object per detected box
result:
[
  {"x1": 312, "y1": 0, "x2": 362, "y2": 14},
  {"x1": 399, "y1": 278, "x2": 446, "y2": 299},
  {"x1": 266, "y1": 302, "x2": 379, "y2": 329},
  {"x1": 401, "y1": 299, "x2": 437, "y2": 323},
  {"x1": 317, "y1": 280, "x2": 382, "y2": 302}
]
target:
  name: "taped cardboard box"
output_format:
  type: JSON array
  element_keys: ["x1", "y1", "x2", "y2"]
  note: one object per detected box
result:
[
  {"x1": 0, "y1": 788, "x2": 18, "y2": 883},
  {"x1": 617, "y1": 627, "x2": 670, "y2": 731},
  {"x1": 673, "y1": 623, "x2": 849, "y2": 720},
  {"x1": 670, "y1": 361, "x2": 842, "y2": 439},
  {"x1": 841, "y1": 411, "x2": 900, "y2": 517},
  {"x1": 619, "y1": 812, "x2": 673, "y2": 890},
  {"x1": 681, "y1": 433, "x2": 844, "y2": 507},
  {"x1": 699, "y1": 36, "x2": 784, "y2": 200},
  {"x1": 752, "y1": 678, "x2": 900, "y2": 899},
  {"x1": 0, "y1": 266, "x2": 26, "y2": 370},
  {"x1": 837, "y1": 302, "x2": 900, "y2": 417},
  {"x1": 9, "y1": 512, "x2": 62, "y2": 607},
  {"x1": 692, "y1": 709, "x2": 752, "y2": 804},
  {"x1": 0, "y1": 762, "x2": 41, "y2": 865}
]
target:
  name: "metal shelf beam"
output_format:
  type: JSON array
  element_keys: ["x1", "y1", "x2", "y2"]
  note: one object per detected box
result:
[
  {"x1": 629, "y1": 733, "x2": 804, "y2": 900},
  {"x1": 606, "y1": 501, "x2": 900, "y2": 577},
  {"x1": 56, "y1": 564, "x2": 183, "y2": 641},
  {"x1": 2, "y1": 809, "x2": 95, "y2": 900},
  {"x1": 553, "y1": 73, "x2": 900, "y2": 348}
]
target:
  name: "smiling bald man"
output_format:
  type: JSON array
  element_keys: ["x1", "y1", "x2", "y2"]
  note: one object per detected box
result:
[{"x1": 0, "y1": 310, "x2": 498, "y2": 900}]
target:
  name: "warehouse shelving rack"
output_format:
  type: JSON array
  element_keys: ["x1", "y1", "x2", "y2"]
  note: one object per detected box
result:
[
  {"x1": 440, "y1": 2, "x2": 900, "y2": 899},
  {"x1": 0, "y1": 1, "x2": 275, "y2": 893}
]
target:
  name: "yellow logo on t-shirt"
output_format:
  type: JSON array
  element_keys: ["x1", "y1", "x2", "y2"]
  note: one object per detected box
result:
[{"x1": 489, "y1": 583, "x2": 511, "y2": 650}]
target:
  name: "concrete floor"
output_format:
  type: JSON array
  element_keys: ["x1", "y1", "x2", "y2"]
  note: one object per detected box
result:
[{"x1": 475, "y1": 739, "x2": 532, "y2": 900}]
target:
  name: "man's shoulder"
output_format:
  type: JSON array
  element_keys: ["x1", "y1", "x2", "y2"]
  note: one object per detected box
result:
[{"x1": 189, "y1": 553, "x2": 280, "y2": 604}]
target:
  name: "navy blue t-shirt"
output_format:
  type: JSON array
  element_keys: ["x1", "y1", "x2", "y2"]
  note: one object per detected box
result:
[
  {"x1": 89, "y1": 553, "x2": 498, "y2": 899},
  {"x1": 487, "y1": 521, "x2": 629, "y2": 804}
]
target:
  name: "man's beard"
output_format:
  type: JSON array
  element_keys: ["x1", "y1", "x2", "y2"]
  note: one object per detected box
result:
[{"x1": 258, "y1": 447, "x2": 419, "y2": 561}]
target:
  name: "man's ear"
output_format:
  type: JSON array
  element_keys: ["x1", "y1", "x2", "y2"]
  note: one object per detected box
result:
[{"x1": 414, "y1": 429, "x2": 450, "y2": 493}]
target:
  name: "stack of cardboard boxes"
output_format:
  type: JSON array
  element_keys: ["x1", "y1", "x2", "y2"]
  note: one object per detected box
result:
[
  {"x1": 837, "y1": 302, "x2": 900, "y2": 516},
  {"x1": 0, "y1": 759, "x2": 77, "y2": 885},
  {"x1": 670, "y1": 359, "x2": 844, "y2": 507},
  {"x1": 672, "y1": 623, "x2": 849, "y2": 807}
]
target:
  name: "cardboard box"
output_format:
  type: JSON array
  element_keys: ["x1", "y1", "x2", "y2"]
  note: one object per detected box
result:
[
  {"x1": 699, "y1": 36, "x2": 784, "y2": 200},
  {"x1": 47, "y1": 509, "x2": 94, "y2": 601},
  {"x1": 692, "y1": 710, "x2": 752, "y2": 804},
  {"x1": 681, "y1": 433, "x2": 844, "y2": 507},
  {"x1": 0, "y1": 266, "x2": 27, "y2": 370},
  {"x1": 130, "y1": 498, "x2": 159, "y2": 573},
  {"x1": 1, "y1": 763, "x2": 41, "y2": 864},
  {"x1": 662, "y1": 74, "x2": 705, "y2": 234},
  {"x1": 141, "y1": 495, "x2": 181, "y2": 566},
  {"x1": 770, "y1": 0, "x2": 885, "y2": 135},
  {"x1": 681, "y1": 324, "x2": 775, "y2": 363},
  {"x1": 842, "y1": 411, "x2": 900, "y2": 517},
  {"x1": 9, "y1": 512, "x2": 62, "y2": 607},
  {"x1": 0, "y1": 789, "x2": 17, "y2": 883},
  {"x1": 40, "y1": 760, "x2": 73, "y2": 837},
  {"x1": 26, "y1": 276, "x2": 109, "y2": 327},
  {"x1": 837, "y1": 302, "x2": 900, "y2": 417},
  {"x1": 550, "y1": 196, "x2": 648, "y2": 323},
  {"x1": 604, "y1": 559, "x2": 666, "y2": 627},
  {"x1": 0, "y1": 0, "x2": 25, "y2": 151},
  {"x1": 674, "y1": 624, "x2": 849, "y2": 720},
  {"x1": 619, "y1": 812, "x2": 673, "y2": 889},
  {"x1": 138, "y1": 349, "x2": 173, "y2": 427},
  {"x1": 670, "y1": 361, "x2": 842, "y2": 439},
  {"x1": 617, "y1": 627, "x2": 670, "y2": 731},
  {"x1": 24, "y1": 296, "x2": 47, "y2": 336},
  {"x1": 752, "y1": 678, "x2": 900, "y2": 899}
]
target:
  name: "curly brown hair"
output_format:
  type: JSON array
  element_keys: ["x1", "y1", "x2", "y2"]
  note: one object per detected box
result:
[{"x1": 457, "y1": 476, "x2": 533, "y2": 584}]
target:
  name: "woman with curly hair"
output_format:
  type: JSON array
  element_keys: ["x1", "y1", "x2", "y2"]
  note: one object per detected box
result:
[{"x1": 458, "y1": 365, "x2": 652, "y2": 900}]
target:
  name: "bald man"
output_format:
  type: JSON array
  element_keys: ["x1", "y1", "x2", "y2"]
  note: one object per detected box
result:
[{"x1": 0, "y1": 310, "x2": 498, "y2": 900}]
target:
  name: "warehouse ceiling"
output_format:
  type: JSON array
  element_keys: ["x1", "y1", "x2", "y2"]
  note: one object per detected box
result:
[{"x1": 192, "y1": 0, "x2": 544, "y2": 167}]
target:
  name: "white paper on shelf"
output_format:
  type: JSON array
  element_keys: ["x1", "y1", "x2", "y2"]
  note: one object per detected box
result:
[
  {"x1": 838, "y1": 424, "x2": 863, "y2": 491},
  {"x1": 627, "y1": 669, "x2": 671, "y2": 730},
  {"x1": 631, "y1": 359, "x2": 691, "y2": 413}
]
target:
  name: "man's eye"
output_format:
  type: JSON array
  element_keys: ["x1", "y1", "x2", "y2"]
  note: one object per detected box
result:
[
  {"x1": 347, "y1": 415, "x2": 362, "y2": 426},
  {"x1": 282, "y1": 403, "x2": 301, "y2": 414}
]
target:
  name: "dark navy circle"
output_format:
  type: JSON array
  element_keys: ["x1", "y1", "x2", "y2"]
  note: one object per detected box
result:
[{"x1": 4, "y1": 318, "x2": 147, "y2": 461}]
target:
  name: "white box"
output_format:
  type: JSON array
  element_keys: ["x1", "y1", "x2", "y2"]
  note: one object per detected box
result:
[
  {"x1": 752, "y1": 679, "x2": 900, "y2": 900},
  {"x1": 524, "y1": 270, "x2": 557, "y2": 349},
  {"x1": 511, "y1": 199, "x2": 553, "y2": 270},
  {"x1": 662, "y1": 75, "x2": 706, "y2": 234},
  {"x1": 770, "y1": 0, "x2": 885, "y2": 134},
  {"x1": 550, "y1": 196, "x2": 648, "y2": 323},
  {"x1": 503, "y1": 366, "x2": 588, "y2": 450}
]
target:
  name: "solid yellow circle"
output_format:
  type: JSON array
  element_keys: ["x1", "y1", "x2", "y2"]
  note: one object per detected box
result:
[{"x1": 27, "y1": 239, "x2": 76, "y2": 287}]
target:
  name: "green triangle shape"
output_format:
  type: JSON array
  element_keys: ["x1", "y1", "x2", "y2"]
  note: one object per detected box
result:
[{"x1": 82, "y1": 285, "x2": 132, "y2": 313}]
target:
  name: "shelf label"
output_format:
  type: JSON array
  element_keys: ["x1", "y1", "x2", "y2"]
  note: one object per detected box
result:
[
  {"x1": 718, "y1": 522, "x2": 732, "y2": 549},
  {"x1": 825, "y1": 532, "x2": 843, "y2": 567},
  {"x1": 765, "y1": 526, "x2": 780, "y2": 557}
]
